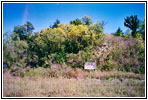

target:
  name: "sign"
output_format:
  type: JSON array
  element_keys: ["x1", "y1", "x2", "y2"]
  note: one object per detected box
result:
[{"x1": 84, "y1": 62, "x2": 96, "y2": 69}]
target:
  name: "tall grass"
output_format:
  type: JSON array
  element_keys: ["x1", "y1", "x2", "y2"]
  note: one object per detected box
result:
[{"x1": 3, "y1": 70, "x2": 145, "y2": 97}]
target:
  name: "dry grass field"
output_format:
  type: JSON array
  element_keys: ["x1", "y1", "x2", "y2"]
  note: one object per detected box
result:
[{"x1": 3, "y1": 69, "x2": 145, "y2": 97}]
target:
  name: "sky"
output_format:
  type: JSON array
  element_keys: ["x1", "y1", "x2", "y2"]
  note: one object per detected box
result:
[{"x1": 3, "y1": 3, "x2": 145, "y2": 34}]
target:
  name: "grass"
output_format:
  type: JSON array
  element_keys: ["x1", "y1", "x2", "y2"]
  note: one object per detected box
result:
[{"x1": 3, "y1": 69, "x2": 145, "y2": 97}]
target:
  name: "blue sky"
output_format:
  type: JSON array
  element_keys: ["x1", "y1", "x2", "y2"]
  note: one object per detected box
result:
[{"x1": 3, "y1": 3, "x2": 145, "y2": 34}]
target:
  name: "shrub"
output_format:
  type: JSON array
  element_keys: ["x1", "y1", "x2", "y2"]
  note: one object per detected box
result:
[
  {"x1": 124, "y1": 65, "x2": 130, "y2": 72},
  {"x1": 101, "y1": 59, "x2": 112, "y2": 71},
  {"x1": 54, "y1": 51, "x2": 67, "y2": 64},
  {"x1": 133, "y1": 34, "x2": 145, "y2": 73},
  {"x1": 64, "y1": 40, "x2": 79, "y2": 53},
  {"x1": 66, "y1": 53, "x2": 83, "y2": 68}
]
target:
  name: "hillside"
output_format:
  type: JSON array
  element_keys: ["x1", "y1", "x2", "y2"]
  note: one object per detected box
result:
[
  {"x1": 3, "y1": 34, "x2": 145, "y2": 97},
  {"x1": 3, "y1": 15, "x2": 145, "y2": 97}
]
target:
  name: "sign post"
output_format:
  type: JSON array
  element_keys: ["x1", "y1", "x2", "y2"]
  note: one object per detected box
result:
[{"x1": 84, "y1": 62, "x2": 96, "y2": 70}]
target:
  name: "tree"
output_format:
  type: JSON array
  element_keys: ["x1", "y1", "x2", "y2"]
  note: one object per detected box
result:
[
  {"x1": 11, "y1": 21, "x2": 34, "y2": 41},
  {"x1": 6, "y1": 22, "x2": 35, "y2": 68},
  {"x1": 12, "y1": 25, "x2": 26, "y2": 40},
  {"x1": 3, "y1": 32, "x2": 14, "y2": 68},
  {"x1": 64, "y1": 40, "x2": 79, "y2": 53},
  {"x1": 114, "y1": 27, "x2": 124, "y2": 36},
  {"x1": 82, "y1": 15, "x2": 93, "y2": 25},
  {"x1": 124, "y1": 15, "x2": 140, "y2": 37},
  {"x1": 92, "y1": 22, "x2": 104, "y2": 33},
  {"x1": 70, "y1": 18, "x2": 82, "y2": 25},
  {"x1": 25, "y1": 21, "x2": 35, "y2": 33},
  {"x1": 52, "y1": 19, "x2": 60, "y2": 28}
]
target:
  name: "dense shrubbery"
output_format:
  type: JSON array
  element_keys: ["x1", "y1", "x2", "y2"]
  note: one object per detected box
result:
[
  {"x1": 3, "y1": 15, "x2": 145, "y2": 74},
  {"x1": 3, "y1": 16, "x2": 104, "y2": 68}
]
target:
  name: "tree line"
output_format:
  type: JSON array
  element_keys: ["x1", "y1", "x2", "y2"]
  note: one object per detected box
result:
[
  {"x1": 3, "y1": 15, "x2": 145, "y2": 73},
  {"x1": 114, "y1": 15, "x2": 145, "y2": 40}
]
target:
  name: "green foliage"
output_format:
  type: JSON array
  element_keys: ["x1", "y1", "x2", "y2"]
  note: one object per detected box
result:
[
  {"x1": 135, "y1": 65, "x2": 145, "y2": 74},
  {"x1": 124, "y1": 65, "x2": 130, "y2": 72},
  {"x1": 114, "y1": 27, "x2": 124, "y2": 36},
  {"x1": 112, "y1": 48, "x2": 122, "y2": 61},
  {"x1": 3, "y1": 32, "x2": 16, "y2": 68},
  {"x1": 134, "y1": 33, "x2": 145, "y2": 73},
  {"x1": 124, "y1": 15, "x2": 140, "y2": 37},
  {"x1": 64, "y1": 40, "x2": 79, "y2": 53},
  {"x1": 124, "y1": 16, "x2": 145, "y2": 40},
  {"x1": 66, "y1": 47, "x2": 97, "y2": 69},
  {"x1": 113, "y1": 33, "x2": 144, "y2": 73},
  {"x1": 16, "y1": 63, "x2": 23, "y2": 67},
  {"x1": 70, "y1": 18, "x2": 82, "y2": 25},
  {"x1": 82, "y1": 15, "x2": 93, "y2": 25},
  {"x1": 22, "y1": 17, "x2": 104, "y2": 68},
  {"x1": 54, "y1": 51, "x2": 67, "y2": 64},
  {"x1": 92, "y1": 23, "x2": 104, "y2": 33},
  {"x1": 11, "y1": 21, "x2": 34, "y2": 41},
  {"x1": 66, "y1": 53, "x2": 81, "y2": 68},
  {"x1": 25, "y1": 21, "x2": 35, "y2": 33},
  {"x1": 3, "y1": 15, "x2": 145, "y2": 74},
  {"x1": 101, "y1": 60, "x2": 112, "y2": 71},
  {"x1": 3, "y1": 44, "x2": 14, "y2": 68},
  {"x1": 3, "y1": 22, "x2": 34, "y2": 68},
  {"x1": 51, "y1": 19, "x2": 60, "y2": 28}
]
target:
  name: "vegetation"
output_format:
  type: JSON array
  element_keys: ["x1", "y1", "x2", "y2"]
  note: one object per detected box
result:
[
  {"x1": 82, "y1": 15, "x2": 93, "y2": 25},
  {"x1": 124, "y1": 15, "x2": 140, "y2": 37},
  {"x1": 139, "y1": 20, "x2": 145, "y2": 40},
  {"x1": 51, "y1": 19, "x2": 60, "y2": 28},
  {"x1": 114, "y1": 27, "x2": 124, "y2": 36},
  {"x1": 3, "y1": 15, "x2": 145, "y2": 73},
  {"x1": 70, "y1": 18, "x2": 82, "y2": 25},
  {"x1": 3, "y1": 70, "x2": 145, "y2": 97},
  {"x1": 3, "y1": 15, "x2": 145, "y2": 97}
]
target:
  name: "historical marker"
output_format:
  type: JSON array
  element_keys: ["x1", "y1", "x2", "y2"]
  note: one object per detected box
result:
[{"x1": 84, "y1": 62, "x2": 96, "y2": 69}]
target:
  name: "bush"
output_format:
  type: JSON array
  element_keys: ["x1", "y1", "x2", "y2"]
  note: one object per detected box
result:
[
  {"x1": 4, "y1": 16, "x2": 106, "y2": 69},
  {"x1": 64, "y1": 40, "x2": 79, "y2": 53},
  {"x1": 124, "y1": 65, "x2": 130, "y2": 72},
  {"x1": 101, "y1": 59, "x2": 112, "y2": 71},
  {"x1": 66, "y1": 53, "x2": 83, "y2": 68},
  {"x1": 54, "y1": 51, "x2": 67, "y2": 64}
]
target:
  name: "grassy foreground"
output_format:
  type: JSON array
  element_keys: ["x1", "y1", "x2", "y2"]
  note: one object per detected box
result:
[{"x1": 3, "y1": 70, "x2": 145, "y2": 97}]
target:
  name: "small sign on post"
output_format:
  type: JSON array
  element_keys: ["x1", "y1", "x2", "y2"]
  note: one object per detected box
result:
[{"x1": 84, "y1": 62, "x2": 96, "y2": 70}]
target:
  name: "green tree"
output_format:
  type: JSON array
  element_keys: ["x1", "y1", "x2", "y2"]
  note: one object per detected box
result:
[
  {"x1": 3, "y1": 18, "x2": 106, "y2": 68},
  {"x1": 82, "y1": 15, "x2": 93, "y2": 25},
  {"x1": 25, "y1": 21, "x2": 35, "y2": 33},
  {"x1": 64, "y1": 40, "x2": 79, "y2": 53},
  {"x1": 124, "y1": 15, "x2": 140, "y2": 37},
  {"x1": 92, "y1": 22, "x2": 104, "y2": 33},
  {"x1": 5, "y1": 22, "x2": 35, "y2": 68},
  {"x1": 52, "y1": 19, "x2": 60, "y2": 28},
  {"x1": 114, "y1": 27, "x2": 124, "y2": 36},
  {"x1": 12, "y1": 25, "x2": 26, "y2": 40},
  {"x1": 70, "y1": 18, "x2": 82, "y2": 25},
  {"x1": 11, "y1": 21, "x2": 34, "y2": 41}
]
